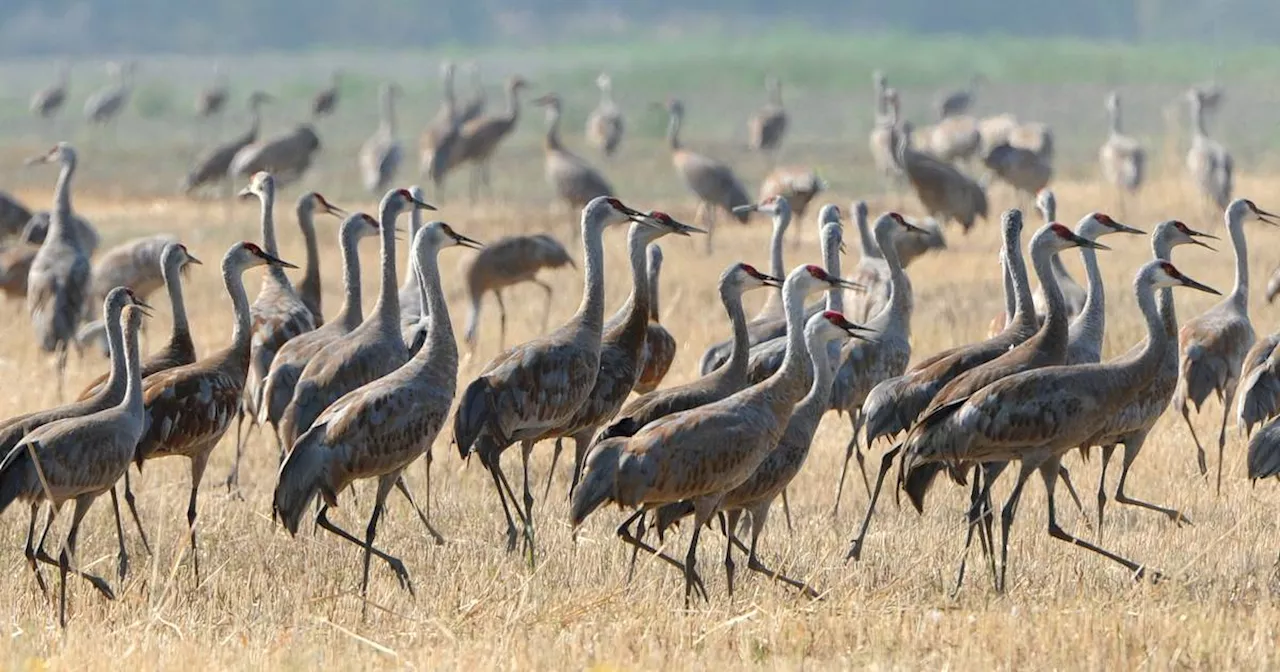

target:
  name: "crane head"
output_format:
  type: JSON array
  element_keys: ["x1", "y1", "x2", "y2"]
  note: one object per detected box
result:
[
  {"x1": 888, "y1": 212, "x2": 924, "y2": 235},
  {"x1": 238, "y1": 241, "x2": 297, "y2": 269},
  {"x1": 1086, "y1": 212, "x2": 1144, "y2": 237},
  {"x1": 310, "y1": 192, "x2": 346, "y2": 217},
  {"x1": 1150, "y1": 260, "x2": 1220, "y2": 296},
  {"x1": 1166, "y1": 220, "x2": 1218, "y2": 251}
]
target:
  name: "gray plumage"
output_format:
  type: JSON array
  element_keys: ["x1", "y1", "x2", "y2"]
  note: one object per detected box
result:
[
  {"x1": 757, "y1": 167, "x2": 825, "y2": 235},
  {"x1": 635, "y1": 244, "x2": 677, "y2": 396},
  {"x1": 229, "y1": 124, "x2": 322, "y2": 189},
  {"x1": 25, "y1": 143, "x2": 91, "y2": 398},
  {"x1": 278, "y1": 189, "x2": 432, "y2": 450},
  {"x1": 83, "y1": 61, "x2": 136, "y2": 125},
  {"x1": 418, "y1": 62, "x2": 463, "y2": 190},
  {"x1": 662, "y1": 98, "x2": 750, "y2": 254},
  {"x1": 359, "y1": 84, "x2": 403, "y2": 195},
  {"x1": 1185, "y1": 88, "x2": 1233, "y2": 211},
  {"x1": 453, "y1": 76, "x2": 529, "y2": 201},
  {"x1": 463, "y1": 232, "x2": 574, "y2": 350},
  {"x1": 533, "y1": 94, "x2": 614, "y2": 219},
  {"x1": 747, "y1": 76, "x2": 787, "y2": 157},
  {"x1": 586, "y1": 73, "x2": 624, "y2": 157},
  {"x1": 1237, "y1": 334, "x2": 1280, "y2": 437},
  {"x1": 30, "y1": 64, "x2": 69, "y2": 119},
  {"x1": 894, "y1": 118, "x2": 988, "y2": 233},
  {"x1": 195, "y1": 64, "x2": 228, "y2": 119},
  {"x1": 894, "y1": 217, "x2": 947, "y2": 268},
  {"x1": 76, "y1": 234, "x2": 181, "y2": 357},
  {"x1": 936, "y1": 75, "x2": 981, "y2": 119},
  {"x1": 1099, "y1": 91, "x2": 1145, "y2": 194},
  {"x1": 22, "y1": 210, "x2": 99, "y2": 258},
  {"x1": 1029, "y1": 189, "x2": 1086, "y2": 321},
  {"x1": 0, "y1": 192, "x2": 33, "y2": 240},
  {"x1": 311, "y1": 71, "x2": 341, "y2": 119},
  {"x1": 1064, "y1": 214, "x2": 1147, "y2": 365},
  {"x1": 182, "y1": 92, "x2": 272, "y2": 195},
  {"x1": 983, "y1": 141, "x2": 1052, "y2": 200}
]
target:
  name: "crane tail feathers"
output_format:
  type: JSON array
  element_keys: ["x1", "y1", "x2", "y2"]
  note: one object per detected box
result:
[
  {"x1": 273, "y1": 427, "x2": 326, "y2": 536},
  {"x1": 454, "y1": 376, "x2": 497, "y2": 459}
]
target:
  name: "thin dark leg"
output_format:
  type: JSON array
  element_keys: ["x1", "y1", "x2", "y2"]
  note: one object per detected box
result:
[
  {"x1": 315, "y1": 504, "x2": 413, "y2": 595},
  {"x1": 832, "y1": 433, "x2": 858, "y2": 517},
  {"x1": 684, "y1": 522, "x2": 706, "y2": 608},
  {"x1": 519, "y1": 441, "x2": 536, "y2": 563},
  {"x1": 723, "y1": 511, "x2": 739, "y2": 597},
  {"x1": 535, "y1": 281, "x2": 553, "y2": 334},
  {"x1": 122, "y1": 470, "x2": 151, "y2": 555},
  {"x1": 1097, "y1": 444, "x2": 1115, "y2": 535},
  {"x1": 494, "y1": 290, "x2": 508, "y2": 350},
  {"x1": 1115, "y1": 437, "x2": 1192, "y2": 525},
  {"x1": 623, "y1": 511, "x2": 648, "y2": 582},
  {"x1": 358, "y1": 476, "x2": 396, "y2": 620},
  {"x1": 23, "y1": 503, "x2": 48, "y2": 595},
  {"x1": 617, "y1": 509, "x2": 696, "y2": 581},
  {"x1": 1057, "y1": 464, "x2": 1086, "y2": 517},
  {"x1": 780, "y1": 489, "x2": 793, "y2": 534},
  {"x1": 186, "y1": 453, "x2": 210, "y2": 587},
  {"x1": 480, "y1": 445, "x2": 526, "y2": 553},
  {"x1": 996, "y1": 460, "x2": 1037, "y2": 593},
  {"x1": 396, "y1": 473, "x2": 445, "y2": 545},
  {"x1": 1041, "y1": 455, "x2": 1158, "y2": 582},
  {"x1": 109, "y1": 486, "x2": 129, "y2": 583},
  {"x1": 569, "y1": 432, "x2": 592, "y2": 498},
  {"x1": 543, "y1": 438, "x2": 564, "y2": 501},
  {"x1": 951, "y1": 469, "x2": 984, "y2": 598},
  {"x1": 845, "y1": 445, "x2": 899, "y2": 561},
  {"x1": 1216, "y1": 390, "x2": 1233, "y2": 496},
  {"x1": 739, "y1": 509, "x2": 820, "y2": 599},
  {"x1": 224, "y1": 407, "x2": 247, "y2": 492},
  {"x1": 1180, "y1": 402, "x2": 1208, "y2": 476}
]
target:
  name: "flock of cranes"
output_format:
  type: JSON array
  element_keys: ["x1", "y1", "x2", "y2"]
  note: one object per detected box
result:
[{"x1": 2, "y1": 56, "x2": 1280, "y2": 628}]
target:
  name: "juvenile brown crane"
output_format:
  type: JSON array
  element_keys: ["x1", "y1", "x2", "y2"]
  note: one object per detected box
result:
[
  {"x1": 275, "y1": 220, "x2": 481, "y2": 617},
  {"x1": 278, "y1": 189, "x2": 434, "y2": 450},
  {"x1": 133, "y1": 241, "x2": 296, "y2": 584},
  {"x1": 462, "y1": 232, "x2": 575, "y2": 351},
  {"x1": 25, "y1": 142, "x2": 91, "y2": 398},
  {"x1": 0, "y1": 302, "x2": 149, "y2": 627},
  {"x1": 1175, "y1": 198, "x2": 1277, "y2": 492},
  {"x1": 747, "y1": 76, "x2": 788, "y2": 161},
  {"x1": 660, "y1": 98, "x2": 750, "y2": 254},
  {"x1": 533, "y1": 93, "x2": 614, "y2": 219},
  {"x1": 453, "y1": 197, "x2": 648, "y2": 554},
  {"x1": 586, "y1": 72, "x2": 624, "y2": 158},
  {"x1": 757, "y1": 167, "x2": 825, "y2": 245}
]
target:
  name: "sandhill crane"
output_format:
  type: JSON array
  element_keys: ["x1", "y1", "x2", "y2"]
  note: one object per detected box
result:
[
  {"x1": 1064, "y1": 215, "x2": 1148, "y2": 365},
  {"x1": 0, "y1": 192, "x2": 33, "y2": 240},
  {"x1": 462, "y1": 232, "x2": 574, "y2": 350},
  {"x1": 661, "y1": 98, "x2": 750, "y2": 253},
  {"x1": 635, "y1": 244, "x2": 677, "y2": 396},
  {"x1": 278, "y1": 189, "x2": 434, "y2": 451},
  {"x1": 1267, "y1": 268, "x2": 1280, "y2": 305},
  {"x1": 1237, "y1": 335, "x2": 1280, "y2": 438},
  {"x1": 458, "y1": 62, "x2": 488, "y2": 126},
  {"x1": 923, "y1": 115, "x2": 983, "y2": 165},
  {"x1": 312, "y1": 70, "x2": 341, "y2": 119},
  {"x1": 936, "y1": 75, "x2": 983, "y2": 119},
  {"x1": 453, "y1": 76, "x2": 529, "y2": 202},
  {"x1": 571, "y1": 268, "x2": 863, "y2": 604},
  {"x1": 1099, "y1": 91, "x2": 1145, "y2": 207},
  {"x1": 895, "y1": 217, "x2": 947, "y2": 267},
  {"x1": 1031, "y1": 189, "x2": 1086, "y2": 320},
  {"x1": 274, "y1": 220, "x2": 479, "y2": 616},
  {"x1": 977, "y1": 113, "x2": 1019, "y2": 154},
  {"x1": 596, "y1": 263, "x2": 781, "y2": 445},
  {"x1": 652, "y1": 303, "x2": 859, "y2": 598},
  {"x1": 1174, "y1": 199, "x2": 1277, "y2": 492},
  {"x1": 398, "y1": 186, "x2": 429, "y2": 339},
  {"x1": 359, "y1": 84, "x2": 403, "y2": 195},
  {"x1": 586, "y1": 72, "x2": 624, "y2": 158},
  {"x1": 845, "y1": 201, "x2": 888, "y2": 323},
  {"x1": 76, "y1": 234, "x2": 180, "y2": 355},
  {"x1": 869, "y1": 84, "x2": 905, "y2": 194},
  {"x1": 22, "y1": 209, "x2": 99, "y2": 258},
  {"x1": 78, "y1": 244, "x2": 201, "y2": 400},
  {"x1": 1186, "y1": 89, "x2": 1233, "y2": 212},
  {"x1": 25, "y1": 143, "x2": 91, "y2": 398},
  {"x1": 747, "y1": 76, "x2": 787, "y2": 161},
  {"x1": 229, "y1": 124, "x2": 322, "y2": 189},
  {"x1": 261, "y1": 213, "x2": 380, "y2": 457},
  {"x1": 757, "y1": 167, "x2": 825, "y2": 245},
  {"x1": 419, "y1": 62, "x2": 463, "y2": 196},
  {"x1": 536, "y1": 214, "x2": 704, "y2": 499},
  {"x1": 30, "y1": 63, "x2": 69, "y2": 121},
  {"x1": 737, "y1": 195, "x2": 792, "y2": 324},
  {"x1": 829, "y1": 213, "x2": 923, "y2": 510},
  {"x1": 84, "y1": 61, "x2": 136, "y2": 129},
  {"x1": 0, "y1": 288, "x2": 151, "y2": 586},
  {"x1": 894, "y1": 119, "x2": 988, "y2": 233},
  {"x1": 532, "y1": 93, "x2": 614, "y2": 238},
  {"x1": 0, "y1": 302, "x2": 149, "y2": 627},
  {"x1": 182, "y1": 92, "x2": 273, "y2": 197},
  {"x1": 228, "y1": 180, "x2": 342, "y2": 489},
  {"x1": 452, "y1": 197, "x2": 648, "y2": 554},
  {"x1": 195, "y1": 63, "x2": 228, "y2": 120},
  {"x1": 902, "y1": 260, "x2": 1219, "y2": 590},
  {"x1": 1092, "y1": 220, "x2": 1216, "y2": 530},
  {"x1": 134, "y1": 241, "x2": 295, "y2": 583},
  {"x1": 983, "y1": 141, "x2": 1052, "y2": 203}
]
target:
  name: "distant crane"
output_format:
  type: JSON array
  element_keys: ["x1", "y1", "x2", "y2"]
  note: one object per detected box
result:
[
  {"x1": 586, "y1": 73, "x2": 624, "y2": 158},
  {"x1": 462, "y1": 233, "x2": 575, "y2": 351},
  {"x1": 659, "y1": 98, "x2": 750, "y2": 254},
  {"x1": 359, "y1": 84, "x2": 403, "y2": 194},
  {"x1": 312, "y1": 70, "x2": 342, "y2": 119},
  {"x1": 747, "y1": 76, "x2": 787, "y2": 162}
]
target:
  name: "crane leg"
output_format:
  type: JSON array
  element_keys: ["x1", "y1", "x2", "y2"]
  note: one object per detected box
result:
[
  {"x1": 122, "y1": 470, "x2": 151, "y2": 555},
  {"x1": 722, "y1": 510, "x2": 739, "y2": 597},
  {"x1": 314, "y1": 502, "x2": 413, "y2": 601},
  {"x1": 569, "y1": 430, "x2": 592, "y2": 498},
  {"x1": 995, "y1": 459, "x2": 1037, "y2": 593},
  {"x1": 737, "y1": 508, "x2": 820, "y2": 598},
  {"x1": 951, "y1": 470, "x2": 985, "y2": 598},
  {"x1": 1216, "y1": 389, "x2": 1234, "y2": 496},
  {"x1": 535, "y1": 281, "x2": 554, "y2": 334},
  {"x1": 1096, "y1": 444, "x2": 1116, "y2": 536},
  {"x1": 684, "y1": 502, "x2": 713, "y2": 608},
  {"x1": 494, "y1": 290, "x2": 508, "y2": 351},
  {"x1": 1114, "y1": 435, "x2": 1192, "y2": 526},
  {"x1": 397, "y1": 470, "x2": 445, "y2": 546},
  {"x1": 519, "y1": 441, "x2": 537, "y2": 563},
  {"x1": 832, "y1": 419, "x2": 871, "y2": 517},
  {"x1": 361, "y1": 476, "x2": 396, "y2": 620},
  {"x1": 845, "y1": 444, "x2": 899, "y2": 562},
  {"x1": 780, "y1": 489, "x2": 793, "y2": 534},
  {"x1": 543, "y1": 438, "x2": 564, "y2": 501},
  {"x1": 23, "y1": 503, "x2": 49, "y2": 595},
  {"x1": 57, "y1": 496, "x2": 113, "y2": 628},
  {"x1": 186, "y1": 453, "x2": 210, "y2": 587},
  {"x1": 617, "y1": 509, "x2": 706, "y2": 598},
  {"x1": 1179, "y1": 402, "x2": 1209, "y2": 476},
  {"x1": 224, "y1": 407, "x2": 247, "y2": 494},
  {"x1": 478, "y1": 444, "x2": 526, "y2": 553},
  {"x1": 109, "y1": 486, "x2": 129, "y2": 583},
  {"x1": 32, "y1": 503, "x2": 111, "y2": 601},
  {"x1": 55, "y1": 343, "x2": 67, "y2": 401},
  {"x1": 1040, "y1": 455, "x2": 1158, "y2": 582},
  {"x1": 1056, "y1": 464, "x2": 1087, "y2": 519}
]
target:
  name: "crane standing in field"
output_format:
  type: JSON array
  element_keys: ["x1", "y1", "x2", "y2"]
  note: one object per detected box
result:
[
  {"x1": 260, "y1": 213, "x2": 380, "y2": 459},
  {"x1": 1175, "y1": 199, "x2": 1277, "y2": 493},
  {"x1": 84, "y1": 61, "x2": 137, "y2": 132},
  {"x1": 0, "y1": 302, "x2": 149, "y2": 628},
  {"x1": 660, "y1": 98, "x2": 750, "y2": 254},
  {"x1": 453, "y1": 76, "x2": 529, "y2": 203},
  {"x1": 25, "y1": 143, "x2": 91, "y2": 399},
  {"x1": 359, "y1": 84, "x2": 403, "y2": 195},
  {"x1": 134, "y1": 242, "x2": 296, "y2": 584},
  {"x1": 78, "y1": 243, "x2": 202, "y2": 399},
  {"x1": 182, "y1": 92, "x2": 273, "y2": 199},
  {"x1": 453, "y1": 197, "x2": 649, "y2": 554},
  {"x1": 747, "y1": 76, "x2": 787, "y2": 163},
  {"x1": 571, "y1": 267, "x2": 864, "y2": 605},
  {"x1": 275, "y1": 221, "x2": 482, "y2": 617},
  {"x1": 419, "y1": 62, "x2": 463, "y2": 196},
  {"x1": 312, "y1": 70, "x2": 341, "y2": 119},
  {"x1": 278, "y1": 189, "x2": 434, "y2": 450},
  {"x1": 458, "y1": 62, "x2": 488, "y2": 125},
  {"x1": 533, "y1": 93, "x2": 615, "y2": 238},
  {"x1": 586, "y1": 72, "x2": 624, "y2": 158},
  {"x1": 195, "y1": 62, "x2": 229, "y2": 140},
  {"x1": 462, "y1": 232, "x2": 575, "y2": 351},
  {"x1": 31, "y1": 63, "x2": 69, "y2": 123},
  {"x1": 1186, "y1": 88, "x2": 1233, "y2": 213},
  {"x1": 1099, "y1": 91, "x2": 1145, "y2": 212},
  {"x1": 76, "y1": 234, "x2": 178, "y2": 355},
  {"x1": 892, "y1": 111, "x2": 988, "y2": 233},
  {"x1": 229, "y1": 124, "x2": 323, "y2": 189}
]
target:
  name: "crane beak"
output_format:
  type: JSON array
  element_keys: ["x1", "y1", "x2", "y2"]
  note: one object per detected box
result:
[
  {"x1": 1178, "y1": 274, "x2": 1221, "y2": 296},
  {"x1": 410, "y1": 198, "x2": 437, "y2": 211},
  {"x1": 1257, "y1": 207, "x2": 1280, "y2": 226},
  {"x1": 23, "y1": 155, "x2": 49, "y2": 167},
  {"x1": 1189, "y1": 239, "x2": 1217, "y2": 252},
  {"x1": 829, "y1": 276, "x2": 865, "y2": 292},
  {"x1": 185, "y1": 253, "x2": 204, "y2": 266},
  {"x1": 1069, "y1": 231, "x2": 1110, "y2": 251},
  {"x1": 262, "y1": 252, "x2": 298, "y2": 269},
  {"x1": 899, "y1": 221, "x2": 927, "y2": 235},
  {"x1": 237, "y1": 187, "x2": 255, "y2": 199},
  {"x1": 732, "y1": 204, "x2": 760, "y2": 217},
  {"x1": 133, "y1": 297, "x2": 155, "y2": 313},
  {"x1": 453, "y1": 233, "x2": 484, "y2": 250},
  {"x1": 759, "y1": 274, "x2": 783, "y2": 288},
  {"x1": 1112, "y1": 222, "x2": 1146, "y2": 235},
  {"x1": 324, "y1": 203, "x2": 346, "y2": 217}
]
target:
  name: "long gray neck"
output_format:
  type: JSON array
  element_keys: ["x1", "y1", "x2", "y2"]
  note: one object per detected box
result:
[
  {"x1": 1068, "y1": 230, "x2": 1105, "y2": 353},
  {"x1": 380, "y1": 89, "x2": 397, "y2": 136},
  {"x1": 1191, "y1": 99, "x2": 1208, "y2": 138},
  {"x1": 505, "y1": 84, "x2": 521, "y2": 123},
  {"x1": 410, "y1": 239, "x2": 458, "y2": 383},
  {"x1": 544, "y1": 105, "x2": 563, "y2": 151},
  {"x1": 99, "y1": 303, "x2": 128, "y2": 403},
  {"x1": 1152, "y1": 234, "x2": 1178, "y2": 336},
  {"x1": 1228, "y1": 213, "x2": 1249, "y2": 312},
  {"x1": 793, "y1": 326, "x2": 839, "y2": 429},
  {"x1": 769, "y1": 210, "x2": 791, "y2": 284},
  {"x1": 722, "y1": 284, "x2": 751, "y2": 381},
  {"x1": 258, "y1": 185, "x2": 289, "y2": 285},
  {"x1": 666, "y1": 110, "x2": 682, "y2": 151},
  {"x1": 762, "y1": 277, "x2": 812, "y2": 409},
  {"x1": 1108, "y1": 99, "x2": 1123, "y2": 136},
  {"x1": 226, "y1": 259, "x2": 253, "y2": 353},
  {"x1": 1000, "y1": 252, "x2": 1016, "y2": 327},
  {"x1": 298, "y1": 201, "x2": 322, "y2": 314},
  {"x1": 336, "y1": 227, "x2": 365, "y2": 329},
  {"x1": 121, "y1": 315, "x2": 144, "y2": 416},
  {"x1": 647, "y1": 247, "x2": 662, "y2": 321},
  {"x1": 400, "y1": 213, "x2": 424, "y2": 297},
  {"x1": 372, "y1": 200, "x2": 401, "y2": 326},
  {"x1": 1031, "y1": 236, "x2": 1069, "y2": 338},
  {"x1": 51, "y1": 154, "x2": 77, "y2": 243},
  {"x1": 1113, "y1": 276, "x2": 1169, "y2": 389},
  {"x1": 876, "y1": 222, "x2": 911, "y2": 328},
  {"x1": 855, "y1": 208, "x2": 878, "y2": 259},
  {"x1": 822, "y1": 225, "x2": 844, "y2": 313},
  {"x1": 1006, "y1": 223, "x2": 1034, "y2": 329},
  {"x1": 164, "y1": 259, "x2": 190, "y2": 339},
  {"x1": 609, "y1": 224, "x2": 658, "y2": 334},
  {"x1": 574, "y1": 211, "x2": 609, "y2": 339}
]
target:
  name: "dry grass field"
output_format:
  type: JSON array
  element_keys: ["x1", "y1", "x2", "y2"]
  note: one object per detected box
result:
[{"x1": 4, "y1": 37, "x2": 1280, "y2": 670}]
